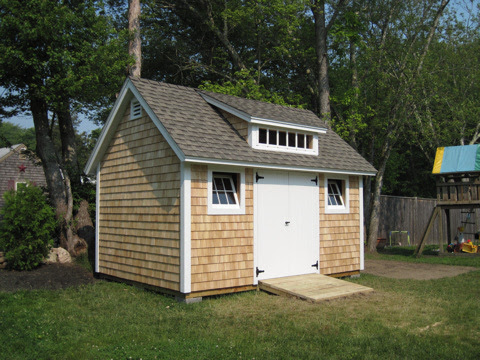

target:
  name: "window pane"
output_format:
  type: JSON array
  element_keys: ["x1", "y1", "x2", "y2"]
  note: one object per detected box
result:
[
  {"x1": 297, "y1": 134, "x2": 305, "y2": 148},
  {"x1": 268, "y1": 129, "x2": 277, "y2": 145},
  {"x1": 279, "y1": 131, "x2": 287, "y2": 146},
  {"x1": 214, "y1": 177, "x2": 224, "y2": 191},
  {"x1": 259, "y1": 128, "x2": 267, "y2": 144},
  {"x1": 212, "y1": 192, "x2": 220, "y2": 204},
  {"x1": 226, "y1": 192, "x2": 236, "y2": 204},
  {"x1": 328, "y1": 194, "x2": 338, "y2": 206},
  {"x1": 218, "y1": 192, "x2": 228, "y2": 204},
  {"x1": 223, "y1": 178, "x2": 233, "y2": 191},
  {"x1": 306, "y1": 135, "x2": 313, "y2": 149},
  {"x1": 288, "y1": 132, "x2": 296, "y2": 147}
]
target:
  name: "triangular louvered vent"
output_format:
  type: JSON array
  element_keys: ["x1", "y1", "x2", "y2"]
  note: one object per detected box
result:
[{"x1": 130, "y1": 99, "x2": 142, "y2": 119}]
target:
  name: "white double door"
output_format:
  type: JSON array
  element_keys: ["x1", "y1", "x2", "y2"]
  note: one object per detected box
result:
[{"x1": 255, "y1": 170, "x2": 319, "y2": 280}]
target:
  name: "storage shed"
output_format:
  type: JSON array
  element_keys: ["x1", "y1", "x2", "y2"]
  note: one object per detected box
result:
[{"x1": 85, "y1": 77, "x2": 376, "y2": 301}]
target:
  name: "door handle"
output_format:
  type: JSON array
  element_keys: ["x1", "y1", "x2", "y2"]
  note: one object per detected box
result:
[{"x1": 285, "y1": 221, "x2": 290, "y2": 226}]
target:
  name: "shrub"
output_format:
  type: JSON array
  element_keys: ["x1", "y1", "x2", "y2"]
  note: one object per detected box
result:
[{"x1": 0, "y1": 184, "x2": 57, "y2": 270}]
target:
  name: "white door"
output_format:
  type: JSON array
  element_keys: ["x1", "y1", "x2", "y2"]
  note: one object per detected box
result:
[{"x1": 255, "y1": 170, "x2": 319, "y2": 280}]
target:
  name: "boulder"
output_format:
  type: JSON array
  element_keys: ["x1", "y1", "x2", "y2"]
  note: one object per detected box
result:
[{"x1": 45, "y1": 247, "x2": 72, "y2": 264}]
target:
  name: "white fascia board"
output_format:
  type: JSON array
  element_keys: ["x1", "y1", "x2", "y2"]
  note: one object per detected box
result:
[
  {"x1": 251, "y1": 117, "x2": 327, "y2": 134},
  {"x1": 84, "y1": 78, "x2": 185, "y2": 175},
  {"x1": 84, "y1": 79, "x2": 131, "y2": 175},
  {"x1": 200, "y1": 93, "x2": 251, "y2": 121},
  {"x1": 200, "y1": 93, "x2": 327, "y2": 134},
  {"x1": 128, "y1": 83, "x2": 185, "y2": 162},
  {"x1": 184, "y1": 156, "x2": 376, "y2": 177}
]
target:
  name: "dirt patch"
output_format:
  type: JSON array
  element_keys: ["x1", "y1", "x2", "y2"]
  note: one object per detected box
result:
[
  {"x1": 0, "y1": 259, "x2": 477, "y2": 293},
  {"x1": 0, "y1": 263, "x2": 97, "y2": 292},
  {"x1": 363, "y1": 259, "x2": 477, "y2": 280}
]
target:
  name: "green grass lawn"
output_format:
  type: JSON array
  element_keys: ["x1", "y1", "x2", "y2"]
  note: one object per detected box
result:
[{"x1": 1, "y1": 252, "x2": 479, "y2": 359}]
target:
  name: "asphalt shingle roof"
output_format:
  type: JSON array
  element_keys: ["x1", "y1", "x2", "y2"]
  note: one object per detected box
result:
[
  {"x1": 199, "y1": 90, "x2": 326, "y2": 129},
  {"x1": 129, "y1": 77, "x2": 376, "y2": 174}
]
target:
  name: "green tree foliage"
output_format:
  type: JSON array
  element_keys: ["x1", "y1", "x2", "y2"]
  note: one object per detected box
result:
[
  {"x1": 142, "y1": 0, "x2": 314, "y2": 102},
  {"x1": 199, "y1": 70, "x2": 304, "y2": 106},
  {"x1": 0, "y1": 122, "x2": 36, "y2": 149},
  {"x1": 0, "y1": 0, "x2": 131, "y2": 255},
  {"x1": 0, "y1": 184, "x2": 57, "y2": 270}
]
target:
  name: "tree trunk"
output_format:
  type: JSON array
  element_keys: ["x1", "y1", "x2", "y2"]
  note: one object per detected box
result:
[
  {"x1": 128, "y1": 0, "x2": 141, "y2": 77},
  {"x1": 57, "y1": 103, "x2": 79, "y2": 175},
  {"x1": 311, "y1": 0, "x2": 331, "y2": 124},
  {"x1": 366, "y1": 145, "x2": 392, "y2": 253},
  {"x1": 30, "y1": 94, "x2": 86, "y2": 256}
]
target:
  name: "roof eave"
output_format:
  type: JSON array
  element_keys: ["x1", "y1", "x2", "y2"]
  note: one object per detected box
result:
[{"x1": 184, "y1": 156, "x2": 377, "y2": 177}]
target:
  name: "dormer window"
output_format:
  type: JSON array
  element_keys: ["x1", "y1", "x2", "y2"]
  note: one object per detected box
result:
[
  {"x1": 130, "y1": 99, "x2": 142, "y2": 120},
  {"x1": 253, "y1": 125, "x2": 318, "y2": 155}
]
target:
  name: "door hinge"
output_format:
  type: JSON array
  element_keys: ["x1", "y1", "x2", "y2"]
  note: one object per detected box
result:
[
  {"x1": 256, "y1": 172, "x2": 264, "y2": 183},
  {"x1": 311, "y1": 260, "x2": 319, "y2": 269},
  {"x1": 256, "y1": 267, "x2": 265, "y2": 277},
  {"x1": 311, "y1": 176, "x2": 318, "y2": 185}
]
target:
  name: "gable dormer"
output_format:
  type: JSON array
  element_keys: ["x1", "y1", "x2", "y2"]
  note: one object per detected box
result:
[{"x1": 199, "y1": 91, "x2": 326, "y2": 156}]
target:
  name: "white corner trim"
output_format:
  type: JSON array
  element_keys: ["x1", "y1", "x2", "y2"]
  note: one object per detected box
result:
[
  {"x1": 95, "y1": 163, "x2": 100, "y2": 273},
  {"x1": 180, "y1": 163, "x2": 192, "y2": 294},
  {"x1": 324, "y1": 174, "x2": 350, "y2": 214},
  {"x1": 359, "y1": 177, "x2": 365, "y2": 271},
  {"x1": 253, "y1": 168, "x2": 259, "y2": 285},
  {"x1": 207, "y1": 166, "x2": 246, "y2": 215}
]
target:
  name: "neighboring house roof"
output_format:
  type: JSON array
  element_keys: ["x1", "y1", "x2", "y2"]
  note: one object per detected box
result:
[
  {"x1": 432, "y1": 145, "x2": 480, "y2": 174},
  {"x1": 0, "y1": 144, "x2": 25, "y2": 162},
  {"x1": 85, "y1": 77, "x2": 376, "y2": 176}
]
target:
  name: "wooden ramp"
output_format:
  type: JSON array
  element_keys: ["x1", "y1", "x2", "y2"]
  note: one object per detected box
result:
[{"x1": 258, "y1": 274, "x2": 373, "y2": 302}]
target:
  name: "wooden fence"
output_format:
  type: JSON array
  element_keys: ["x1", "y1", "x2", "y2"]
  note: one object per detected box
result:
[{"x1": 377, "y1": 195, "x2": 478, "y2": 246}]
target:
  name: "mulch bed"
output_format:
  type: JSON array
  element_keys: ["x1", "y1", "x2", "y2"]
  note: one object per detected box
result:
[
  {"x1": 1, "y1": 259, "x2": 478, "y2": 293},
  {"x1": 0, "y1": 263, "x2": 97, "y2": 292}
]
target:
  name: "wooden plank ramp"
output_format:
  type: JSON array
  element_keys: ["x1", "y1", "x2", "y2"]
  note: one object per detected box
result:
[{"x1": 258, "y1": 274, "x2": 373, "y2": 302}]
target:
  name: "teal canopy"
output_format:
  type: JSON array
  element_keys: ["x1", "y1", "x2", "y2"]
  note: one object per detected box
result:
[{"x1": 432, "y1": 145, "x2": 480, "y2": 174}]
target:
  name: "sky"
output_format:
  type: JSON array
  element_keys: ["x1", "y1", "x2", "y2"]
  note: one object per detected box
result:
[{"x1": 3, "y1": 111, "x2": 101, "y2": 134}]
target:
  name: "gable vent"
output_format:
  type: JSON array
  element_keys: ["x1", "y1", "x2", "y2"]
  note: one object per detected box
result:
[{"x1": 130, "y1": 99, "x2": 142, "y2": 120}]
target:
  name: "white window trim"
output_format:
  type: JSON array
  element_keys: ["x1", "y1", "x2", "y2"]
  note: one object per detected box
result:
[
  {"x1": 130, "y1": 98, "x2": 142, "y2": 120},
  {"x1": 15, "y1": 181, "x2": 27, "y2": 190},
  {"x1": 251, "y1": 125, "x2": 318, "y2": 155},
  {"x1": 207, "y1": 166, "x2": 246, "y2": 215},
  {"x1": 324, "y1": 175, "x2": 350, "y2": 214}
]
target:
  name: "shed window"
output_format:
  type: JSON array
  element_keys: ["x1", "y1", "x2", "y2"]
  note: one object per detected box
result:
[
  {"x1": 254, "y1": 126, "x2": 318, "y2": 155},
  {"x1": 208, "y1": 168, "x2": 246, "y2": 215},
  {"x1": 328, "y1": 180, "x2": 344, "y2": 206},
  {"x1": 325, "y1": 176, "x2": 350, "y2": 214},
  {"x1": 212, "y1": 173, "x2": 238, "y2": 205}
]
